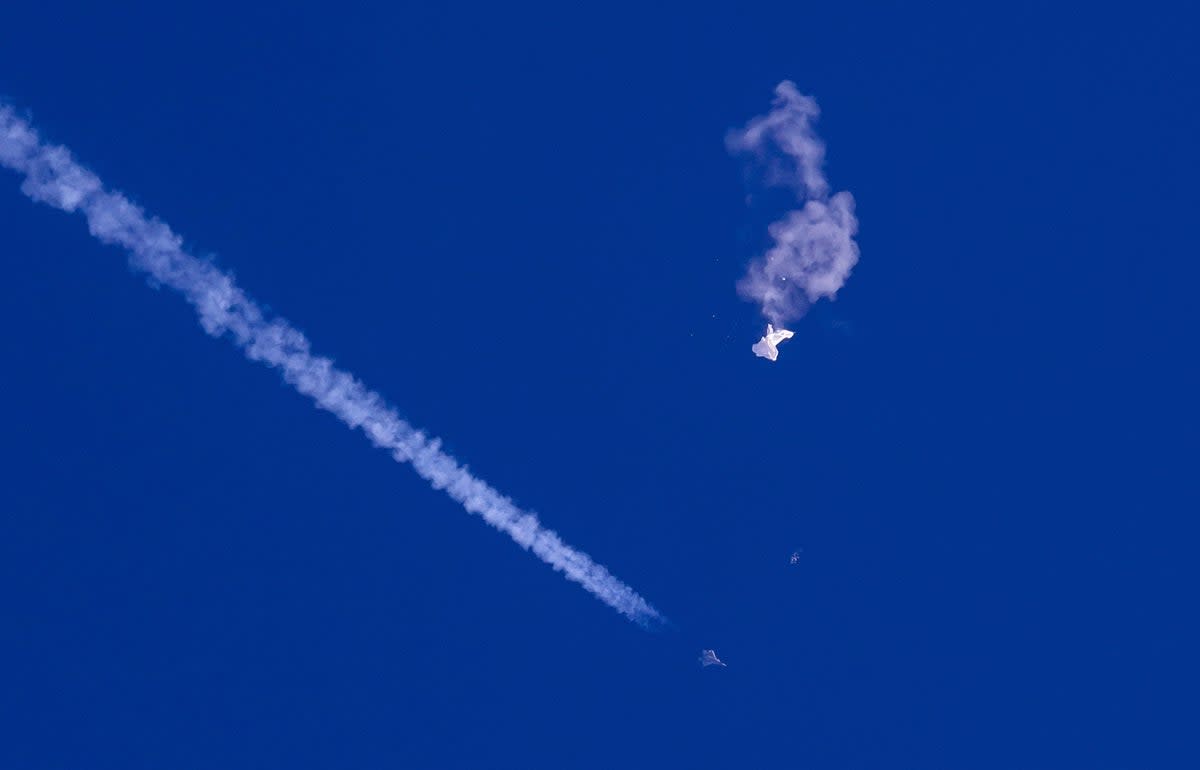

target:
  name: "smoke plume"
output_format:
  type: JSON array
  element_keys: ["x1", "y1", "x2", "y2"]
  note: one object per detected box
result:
[{"x1": 728, "y1": 82, "x2": 859, "y2": 327}]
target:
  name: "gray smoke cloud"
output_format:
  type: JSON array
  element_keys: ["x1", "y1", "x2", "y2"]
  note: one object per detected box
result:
[
  {"x1": 728, "y1": 82, "x2": 860, "y2": 327},
  {"x1": 0, "y1": 104, "x2": 663, "y2": 628}
]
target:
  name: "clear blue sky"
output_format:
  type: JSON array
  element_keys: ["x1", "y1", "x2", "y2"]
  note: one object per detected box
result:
[{"x1": 2, "y1": 2, "x2": 1196, "y2": 767}]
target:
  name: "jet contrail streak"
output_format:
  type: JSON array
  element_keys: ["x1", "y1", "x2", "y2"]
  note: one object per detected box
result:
[{"x1": 0, "y1": 105, "x2": 663, "y2": 628}]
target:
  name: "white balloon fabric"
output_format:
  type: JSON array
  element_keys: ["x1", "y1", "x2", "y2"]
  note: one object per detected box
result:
[{"x1": 751, "y1": 324, "x2": 795, "y2": 362}]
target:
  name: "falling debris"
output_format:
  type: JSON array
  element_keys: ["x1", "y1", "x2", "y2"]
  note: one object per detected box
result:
[
  {"x1": 790, "y1": 551, "x2": 801, "y2": 565},
  {"x1": 751, "y1": 324, "x2": 794, "y2": 361},
  {"x1": 699, "y1": 649, "x2": 727, "y2": 667}
]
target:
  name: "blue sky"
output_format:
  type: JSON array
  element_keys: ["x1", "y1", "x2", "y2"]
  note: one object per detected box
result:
[{"x1": 1, "y1": 2, "x2": 1196, "y2": 767}]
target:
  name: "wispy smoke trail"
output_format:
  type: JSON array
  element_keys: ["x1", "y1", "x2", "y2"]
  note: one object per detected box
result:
[
  {"x1": 0, "y1": 105, "x2": 662, "y2": 628},
  {"x1": 728, "y1": 82, "x2": 859, "y2": 327}
]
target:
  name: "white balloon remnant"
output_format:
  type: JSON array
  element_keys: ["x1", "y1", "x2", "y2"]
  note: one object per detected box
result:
[{"x1": 751, "y1": 324, "x2": 794, "y2": 362}]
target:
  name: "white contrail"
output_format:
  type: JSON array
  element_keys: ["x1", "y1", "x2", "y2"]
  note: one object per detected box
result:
[
  {"x1": 0, "y1": 105, "x2": 663, "y2": 628},
  {"x1": 728, "y1": 82, "x2": 860, "y2": 328}
]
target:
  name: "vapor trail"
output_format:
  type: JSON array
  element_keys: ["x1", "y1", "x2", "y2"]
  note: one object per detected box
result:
[
  {"x1": 0, "y1": 105, "x2": 662, "y2": 627},
  {"x1": 729, "y1": 82, "x2": 859, "y2": 328}
]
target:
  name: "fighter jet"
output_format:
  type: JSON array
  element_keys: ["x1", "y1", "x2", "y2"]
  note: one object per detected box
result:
[
  {"x1": 752, "y1": 324, "x2": 795, "y2": 361},
  {"x1": 699, "y1": 649, "x2": 727, "y2": 667}
]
